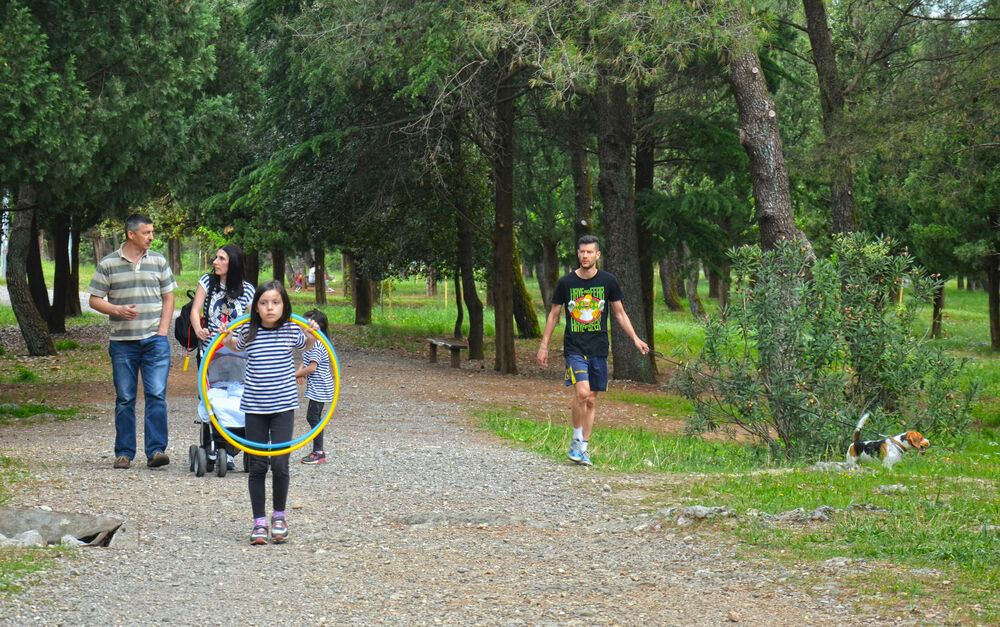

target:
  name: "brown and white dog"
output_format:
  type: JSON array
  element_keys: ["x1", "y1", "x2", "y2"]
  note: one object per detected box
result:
[{"x1": 845, "y1": 413, "x2": 929, "y2": 469}]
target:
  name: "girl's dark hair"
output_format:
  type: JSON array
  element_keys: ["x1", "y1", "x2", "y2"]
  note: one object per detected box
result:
[
  {"x1": 208, "y1": 244, "x2": 246, "y2": 300},
  {"x1": 245, "y1": 280, "x2": 291, "y2": 343},
  {"x1": 303, "y1": 308, "x2": 328, "y2": 337}
]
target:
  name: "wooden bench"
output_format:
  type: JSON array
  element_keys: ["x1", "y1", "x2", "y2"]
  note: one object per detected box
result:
[{"x1": 425, "y1": 338, "x2": 468, "y2": 368}]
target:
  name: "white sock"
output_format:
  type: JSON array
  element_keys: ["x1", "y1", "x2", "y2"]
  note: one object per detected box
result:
[
  {"x1": 573, "y1": 428, "x2": 583, "y2": 442},
  {"x1": 581, "y1": 440, "x2": 589, "y2": 452}
]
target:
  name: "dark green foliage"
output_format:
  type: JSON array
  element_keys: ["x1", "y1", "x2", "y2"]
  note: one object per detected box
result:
[{"x1": 677, "y1": 233, "x2": 975, "y2": 460}]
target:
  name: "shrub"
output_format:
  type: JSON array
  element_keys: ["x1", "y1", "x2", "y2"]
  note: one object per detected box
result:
[{"x1": 676, "y1": 233, "x2": 976, "y2": 460}]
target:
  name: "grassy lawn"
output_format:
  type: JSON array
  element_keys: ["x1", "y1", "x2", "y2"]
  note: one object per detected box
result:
[{"x1": 2, "y1": 259, "x2": 999, "y2": 621}]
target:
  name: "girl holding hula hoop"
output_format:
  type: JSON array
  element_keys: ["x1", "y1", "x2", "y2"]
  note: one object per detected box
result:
[
  {"x1": 295, "y1": 309, "x2": 335, "y2": 465},
  {"x1": 219, "y1": 280, "x2": 319, "y2": 545}
]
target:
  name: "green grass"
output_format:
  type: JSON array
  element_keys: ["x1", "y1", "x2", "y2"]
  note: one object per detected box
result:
[
  {"x1": 478, "y1": 406, "x2": 1000, "y2": 624},
  {"x1": 0, "y1": 403, "x2": 91, "y2": 425}
]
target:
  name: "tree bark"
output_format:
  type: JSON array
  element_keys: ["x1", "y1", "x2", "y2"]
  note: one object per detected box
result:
[
  {"x1": 634, "y1": 83, "x2": 657, "y2": 365},
  {"x1": 452, "y1": 269, "x2": 464, "y2": 340},
  {"x1": 271, "y1": 248, "x2": 286, "y2": 285},
  {"x1": 168, "y1": 238, "x2": 183, "y2": 274},
  {"x1": 987, "y1": 253, "x2": 1000, "y2": 351},
  {"x1": 426, "y1": 269, "x2": 437, "y2": 296},
  {"x1": 727, "y1": 51, "x2": 811, "y2": 252},
  {"x1": 539, "y1": 239, "x2": 559, "y2": 310},
  {"x1": 658, "y1": 254, "x2": 684, "y2": 311},
  {"x1": 354, "y1": 264, "x2": 373, "y2": 326},
  {"x1": 802, "y1": 0, "x2": 857, "y2": 234},
  {"x1": 457, "y1": 206, "x2": 484, "y2": 360},
  {"x1": 512, "y1": 238, "x2": 540, "y2": 339},
  {"x1": 47, "y1": 216, "x2": 70, "y2": 333},
  {"x1": 931, "y1": 282, "x2": 945, "y2": 339},
  {"x1": 595, "y1": 70, "x2": 655, "y2": 383},
  {"x1": 682, "y1": 242, "x2": 704, "y2": 320},
  {"x1": 244, "y1": 249, "x2": 260, "y2": 288},
  {"x1": 7, "y1": 186, "x2": 55, "y2": 356},
  {"x1": 568, "y1": 99, "x2": 595, "y2": 244},
  {"x1": 492, "y1": 53, "x2": 517, "y2": 374},
  {"x1": 313, "y1": 246, "x2": 327, "y2": 305},
  {"x1": 27, "y1": 211, "x2": 50, "y2": 318}
]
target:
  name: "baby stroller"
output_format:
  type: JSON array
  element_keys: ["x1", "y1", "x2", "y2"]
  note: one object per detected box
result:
[{"x1": 190, "y1": 346, "x2": 250, "y2": 477}]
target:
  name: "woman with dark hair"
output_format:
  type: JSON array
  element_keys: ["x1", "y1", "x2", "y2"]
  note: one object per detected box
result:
[
  {"x1": 190, "y1": 244, "x2": 256, "y2": 354},
  {"x1": 189, "y1": 244, "x2": 255, "y2": 471}
]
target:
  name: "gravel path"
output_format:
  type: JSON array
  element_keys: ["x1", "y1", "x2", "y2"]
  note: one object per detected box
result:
[{"x1": 1, "y1": 348, "x2": 909, "y2": 625}]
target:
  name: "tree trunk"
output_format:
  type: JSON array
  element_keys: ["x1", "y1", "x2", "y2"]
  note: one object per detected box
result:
[
  {"x1": 313, "y1": 246, "x2": 327, "y2": 305},
  {"x1": 341, "y1": 253, "x2": 353, "y2": 303},
  {"x1": 682, "y1": 242, "x2": 704, "y2": 320},
  {"x1": 92, "y1": 233, "x2": 110, "y2": 263},
  {"x1": 7, "y1": 186, "x2": 55, "y2": 356},
  {"x1": 354, "y1": 270, "x2": 373, "y2": 326},
  {"x1": 802, "y1": 0, "x2": 857, "y2": 235},
  {"x1": 728, "y1": 51, "x2": 811, "y2": 252},
  {"x1": 717, "y1": 258, "x2": 731, "y2": 311},
  {"x1": 568, "y1": 100, "x2": 595, "y2": 244},
  {"x1": 457, "y1": 205, "x2": 484, "y2": 360},
  {"x1": 47, "y1": 216, "x2": 70, "y2": 333},
  {"x1": 426, "y1": 269, "x2": 437, "y2": 296},
  {"x1": 595, "y1": 69, "x2": 655, "y2": 383},
  {"x1": 244, "y1": 249, "x2": 260, "y2": 288},
  {"x1": 27, "y1": 211, "x2": 50, "y2": 318},
  {"x1": 539, "y1": 239, "x2": 559, "y2": 310},
  {"x1": 65, "y1": 216, "x2": 82, "y2": 317},
  {"x1": 512, "y1": 238, "x2": 540, "y2": 339},
  {"x1": 492, "y1": 53, "x2": 517, "y2": 374},
  {"x1": 931, "y1": 282, "x2": 945, "y2": 339},
  {"x1": 271, "y1": 248, "x2": 286, "y2": 285},
  {"x1": 453, "y1": 269, "x2": 464, "y2": 340},
  {"x1": 658, "y1": 254, "x2": 684, "y2": 311},
  {"x1": 708, "y1": 265, "x2": 720, "y2": 299},
  {"x1": 634, "y1": 83, "x2": 657, "y2": 365},
  {"x1": 987, "y1": 253, "x2": 1000, "y2": 351},
  {"x1": 168, "y1": 238, "x2": 183, "y2": 274},
  {"x1": 957, "y1": 276, "x2": 965, "y2": 290}
]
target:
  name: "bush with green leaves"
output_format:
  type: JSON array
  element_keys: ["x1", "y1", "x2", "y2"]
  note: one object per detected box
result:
[{"x1": 676, "y1": 233, "x2": 976, "y2": 460}]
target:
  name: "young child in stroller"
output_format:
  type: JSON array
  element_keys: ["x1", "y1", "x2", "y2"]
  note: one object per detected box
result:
[{"x1": 193, "y1": 346, "x2": 248, "y2": 475}]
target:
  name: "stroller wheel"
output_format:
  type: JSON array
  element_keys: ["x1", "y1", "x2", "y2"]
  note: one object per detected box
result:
[
  {"x1": 216, "y1": 451, "x2": 228, "y2": 477},
  {"x1": 188, "y1": 445, "x2": 198, "y2": 472},
  {"x1": 194, "y1": 447, "x2": 207, "y2": 477}
]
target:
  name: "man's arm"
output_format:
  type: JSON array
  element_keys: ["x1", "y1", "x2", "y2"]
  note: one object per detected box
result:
[
  {"x1": 88, "y1": 295, "x2": 138, "y2": 320},
  {"x1": 536, "y1": 304, "x2": 564, "y2": 367},
  {"x1": 610, "y1": 300, "x2": 650, "y2": 355},
  {"x1": 157, "y1": 291, "x2": 174, "y2": 336}
]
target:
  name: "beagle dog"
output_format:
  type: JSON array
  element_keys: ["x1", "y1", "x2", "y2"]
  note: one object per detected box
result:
[{"x1": 845, "y1": 413, "x2": 929, "y2": 469}]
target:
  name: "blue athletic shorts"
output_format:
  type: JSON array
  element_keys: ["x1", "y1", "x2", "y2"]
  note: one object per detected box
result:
[{"x1": 564, "y1": 354, "x2": 608, "y2": 392}]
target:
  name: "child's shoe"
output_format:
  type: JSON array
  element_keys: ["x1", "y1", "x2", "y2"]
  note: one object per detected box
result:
[
  {"x1": 270, "y1": 517, "x2": 288, "y2": 543},
  {"x1": 301, "y1": 451, "x2": 327, "y2": 465},
  {"x1": 250, "y1": 524, "x2": 268, "y2": 545}
]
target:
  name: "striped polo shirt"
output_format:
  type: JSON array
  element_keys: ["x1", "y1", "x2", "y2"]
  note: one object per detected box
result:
[
  {"x1": 235, "y1": 322, "x2": 307, "y2": 414},
  {"x1": 302, "y1": 344, "x2": 336, "y2": 403},
  {"x1": 87, "y1": 246, "x2": 176, "y2": 341}
]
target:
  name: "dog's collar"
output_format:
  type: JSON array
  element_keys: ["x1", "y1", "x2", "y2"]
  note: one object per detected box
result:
[{"x1": 888, "y1": 436, "x2": 907, "y2": 453}]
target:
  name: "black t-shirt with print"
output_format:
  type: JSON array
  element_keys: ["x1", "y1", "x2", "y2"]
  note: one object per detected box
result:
[{"x1": 551, "y1": 269, "x2": 623, "y2": 358}]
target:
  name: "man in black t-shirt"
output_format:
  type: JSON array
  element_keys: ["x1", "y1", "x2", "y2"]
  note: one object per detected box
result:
[{"x1": 537, "y1": 235, "x2": 649, "y2": 466}]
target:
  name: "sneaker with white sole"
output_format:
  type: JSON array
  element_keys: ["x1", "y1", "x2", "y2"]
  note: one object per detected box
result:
[
  {"x1": 568, "y1": 439, "x2": 583, "y2": 463},
  {"x1": 226, "y1": 453, "x2": 236, "y2": 470},
  {"x1": 579, "y1": 450, "x2": 593, "y2": 467},
  {"x1": 270, "y1": 517, "x2": 288, "y2": 543},
  {"x1": 250, "y1": 524, "x2": 268, "y2": 545},
  {"x1": 301, "y1": 451, "x2": 327, "y2": 465}
]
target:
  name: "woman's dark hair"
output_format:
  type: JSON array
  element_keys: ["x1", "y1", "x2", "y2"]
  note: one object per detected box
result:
[
  {"x1": 303, "y1": 308, "x2": 328, "y2": 337},
  {"x1": 244, "y1": 280, "x2": 291, "y2": 343},
  {"x1": 208, "y1": 244, "x2": 246, "y2": 300}
]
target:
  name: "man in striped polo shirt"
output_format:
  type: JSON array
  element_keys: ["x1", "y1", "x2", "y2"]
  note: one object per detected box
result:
[{"x1": 88, "y1": 214, "x2": 176, "y2": 469}]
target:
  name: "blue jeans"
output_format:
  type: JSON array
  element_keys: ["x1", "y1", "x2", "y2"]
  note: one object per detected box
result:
[{"x1": 109, "y1": 335, "x2": 171, "y2": 459}]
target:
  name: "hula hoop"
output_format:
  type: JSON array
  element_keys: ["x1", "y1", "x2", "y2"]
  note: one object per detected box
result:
[{"x1": 199, "y1": 313, "x2": 340, "y2": 457}]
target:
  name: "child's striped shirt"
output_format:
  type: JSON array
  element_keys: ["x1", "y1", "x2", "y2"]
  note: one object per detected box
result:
[
  {"x1": 303, "y1": 344, "x2": 336, "y2": 403},
  {"x1": 235, "y1": 322, "x2": 306, "y2": 413}
]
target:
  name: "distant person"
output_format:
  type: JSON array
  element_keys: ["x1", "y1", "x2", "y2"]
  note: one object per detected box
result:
[
  {"x1": 536, "y1": 235, "x2": 649, "y2": 467},
  {"x1": 87, "y1": 214, "x2": 176, "y2": 470},
  {"x1": 189, "y1": 243, "x2": 255, "y2": 470},
  {"x1": 295, "y1": 309, "x2": 335, "y2": 465},
  {"x1": 295, "y1": 273, "x2": 303, "y2": 292},
  {"x1": 307, "y1": 266, "x2": 316, "y2": 286},
  {"x1": 220, "y1": 281, "x2": 320, "y2": 545}
]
